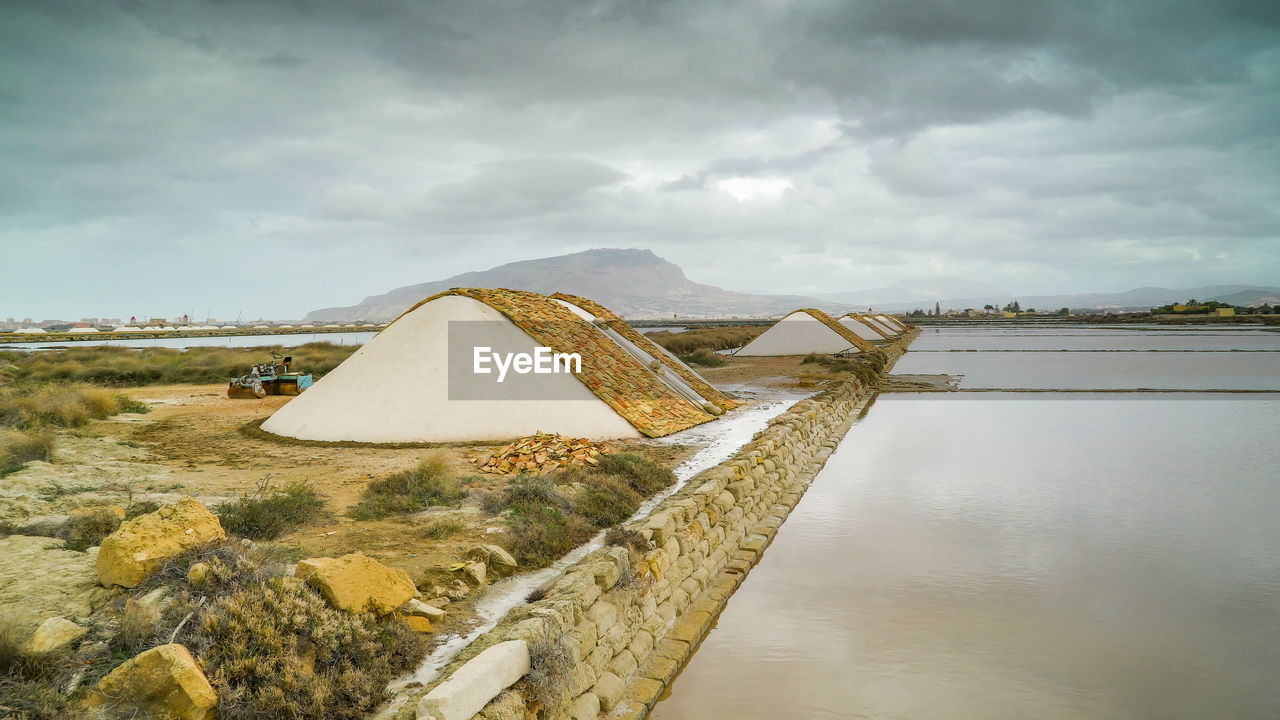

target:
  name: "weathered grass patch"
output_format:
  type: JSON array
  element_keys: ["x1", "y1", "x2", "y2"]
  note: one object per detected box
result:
[
  {"x1": 0, "y1": 429, "x2": 53, "y2": 476},
  {"x1": 217, "y1": 479, "x2": 327, "y2": 540},
  {"x1": 348, "y1": 453, "x2": 466, "y2": 520},
  {"x1": 678, "y1": 348, "x2": 727, "y2": 367},
  {"x1": 647, "y1": 325, "x2": 765, "y2": 354}
]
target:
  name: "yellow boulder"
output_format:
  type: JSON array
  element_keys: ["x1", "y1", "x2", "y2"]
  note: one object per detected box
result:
[
  {"x1": 85, "y1": 643, "x2": 217, "y2": 720},
  {"x1": 295, "y1": 553, "x2": 416, "y2": 615},
  {"x1": 96, "y1": 499, "x2": 226, "y2": 588}
]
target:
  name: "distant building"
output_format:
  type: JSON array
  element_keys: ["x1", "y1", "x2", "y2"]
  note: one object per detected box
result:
[{"x1": 1215, "y1": 307, "x2": 1235, "y2": 317}]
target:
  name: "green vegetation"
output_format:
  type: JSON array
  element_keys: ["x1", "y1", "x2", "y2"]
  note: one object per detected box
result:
[
  {"x1": 348, "y1": 453, "x2": 466, "y2": 520},
  {"x1": 217, "y1": 479, "x2": 328, "y2": 540},
  {"x1": 647, "y1": 326, "x2": 764, "y2": 354},
  {"x1": 0, "y1": 343, "x2": 357, "y2": 387},
  {"x1": 1152, "y1": 299, "x2": 1235, "y2": 314},
  {"x1": 678, "y1": 348, "x2": 727, "y2": 367},
  {"x1": 483, "y1": 453, "x2": 675, "y2": 567},
  {"x1": 60, "y1": 507, "x2": 123, "y2": 552}
]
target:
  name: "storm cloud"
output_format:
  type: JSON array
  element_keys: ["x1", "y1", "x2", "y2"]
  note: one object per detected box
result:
[{"x1": 1, "y1": 0, "x2": 1277, "y2": 319}]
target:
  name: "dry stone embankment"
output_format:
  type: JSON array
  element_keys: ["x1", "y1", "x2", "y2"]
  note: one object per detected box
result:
[{"x1": 400, "y1": 331, "x2": 916, "y2": 720}]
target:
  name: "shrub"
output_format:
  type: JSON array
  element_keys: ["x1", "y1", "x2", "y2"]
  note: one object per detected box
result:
[
  {"x1": 647, "y1": 326, "x2": 765, "y2": 354},
  {"x1": 596, "y1": 453, "x2": 675, "y2": 495},
  {"x1": 678, "y1": 348, "x2": 727, "y2": 367},
  {"x1": 60, "y1": 507, "x2": 123, "y2": 552},
  {"x1": 349, "y1": 454, "x2": 464, "y2": 520},
  {"x1": 0, "y1": 430, "x2": 53, "y2": 476},
  {"x1": 0, "y1": 621, "x2": 81, "y2": 720},
  {"x1": 522, "y1": 638, "x2": 574, "y2": 710},
  {"x1": 799, "y1": 350, "x2": 888, "y2": 385},
  {"x1": 124, "y1": 500, "x2": 161, "y2": 519},
  {"x1": 505, "y1": 504, "x2": 594, "y2": 567},
  {"x1": 105, "y1": 543, "x2": 426, "y2": 720},
  {"x1": 573, "y1": 475, "x2": 641, "y2": 528},
  {"x1": 218, "y1": 480, "x2": 327, "y2": 540}
]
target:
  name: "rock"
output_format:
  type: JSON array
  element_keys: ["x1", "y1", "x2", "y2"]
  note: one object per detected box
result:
[
  {"x1": 593, "y1": 671, "x2": 625, "y2": 711},
  {"x1": 401, "y1": 598, "x2": 446, "y2": 621},
  {"x1": 570, "y1": 692, "x2": 601, "y2": 720},
  {"x1": 96, "y1": 499, "x2": 225, "y2": 588},
  {"x1": 14, "y1": 514, "x2": 72, "y2": 537},
  {"x1": 463, "y1": 561, "x2": 487, "y2": 586},
  {"x1": 399, "y1": 614, "x2": 434, "y2": 633},
  {"x1": 186, "y1": 562, "x2": 211, "y2": 588},
  {"x1": 85, "y1": 643, "x2": 217, "y2": 720},
  {"x1": 20, "y1": 617, "x2": 88, "y2": 655},
  {"x1": 0, "y1": 535, "x2": 113, "y2": 637},
  {"x1": 295, "y1": 553, "x2": 416, "y2": 614},
  {"x1": 465, "y1": 544, "x2": 518, "y2": 577},
  {"x1": 417, "y1": 640, "x2": 530, "y2": 720}
]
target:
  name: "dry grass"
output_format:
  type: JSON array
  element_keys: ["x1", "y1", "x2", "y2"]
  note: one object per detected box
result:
[
  {"x1": 0, "y1": 343, "x2": 357, "y2": 387},
  {"x1": 521, "y1": 638, "x2": 575, "y2": 710},
  {"x1": 677, "y1": 348, "x2": 727, "y2": 367},
  {"x1": 0, "y1": 384, "x2": 148, "y2": 430},
  {"x1": 217, "y1": 479, "x2": 328, "y2": 540},
  {"x1": 0, "y1": 429, "x2": 53, "y2": 476},
  {"x1": 60, "y1": 507, "x2": 123, "y2": 552},
  {"x1": 801, "y1": 350, "x2": 888, "y2": 385},
  {"x1": 348, "y1": 453, "x2": 466, "y2": 520},
  {"x1": 101, "y1": 542, "x2": 427, "y2": 720},
  {"x1": 647, "y1": 326, "x2": 765, "y2": 354},
  {"x1": 0, "y1": 621, "x2": 84, "y2": 720}
]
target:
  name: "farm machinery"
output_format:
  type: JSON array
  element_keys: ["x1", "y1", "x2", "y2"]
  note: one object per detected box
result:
[{"x1": 227, "y1": 352, "x2": 313, "y2": 399}]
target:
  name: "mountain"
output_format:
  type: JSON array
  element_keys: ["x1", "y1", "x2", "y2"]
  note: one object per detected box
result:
[
  {"x1": 811, "y1": 276, "x2": 1005, "y2": 305},
  {"x1": 304, "y1": 248, "x2": 847, "y2": 321},
  {"x1": 837, "y1": 284, "x2": 1280, "y2": 313}
]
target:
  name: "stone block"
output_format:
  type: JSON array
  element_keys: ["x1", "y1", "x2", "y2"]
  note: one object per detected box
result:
[
  {"x1": 417, "y1": 640, "x2": 530, "y2": 720},
  {"x1": 96, "y1": 499, "x2": 225, "y2": 588},
  {"x1": 86, "y1": 643, "x2": 216, "y2": 720},
  {"x1": 296, "y1": 553, "x2": 416, "y2": 615}
]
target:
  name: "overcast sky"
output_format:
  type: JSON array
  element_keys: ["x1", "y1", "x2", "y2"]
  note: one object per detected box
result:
[{"x1": 2, "y1": 0, "x2": 1278, "y2": 320}]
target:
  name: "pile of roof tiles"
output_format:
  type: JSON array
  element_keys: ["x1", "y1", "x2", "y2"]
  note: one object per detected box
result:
[{"x1": 473, "y1": 433, "x2": 611, "y2": 475}]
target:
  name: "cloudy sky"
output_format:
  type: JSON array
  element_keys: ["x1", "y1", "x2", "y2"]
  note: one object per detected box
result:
[{"x1": 3, "y1": 0, "x2": 1278, "y2": 320}]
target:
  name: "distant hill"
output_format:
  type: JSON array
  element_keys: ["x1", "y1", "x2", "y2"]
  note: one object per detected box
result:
[
  {"x1": 304, "y1": 248, "x2": 848, "y2": 321},
  {"x1": 821, "y1": 284, "x2": 1280, "y2": 313}
]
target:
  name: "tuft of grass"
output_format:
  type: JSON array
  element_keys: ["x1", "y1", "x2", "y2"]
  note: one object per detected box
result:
[
  {"x1": 124, "y1": 500, "x2": 161, "y2": 519},
  {"x1": 596, "y1": 453, "x2": 675, "y2": 495},
  {"x1": 218, "y1": 479, "x2": 327, "y2": 540},
  {"x1": 0, "y1": 621, "x2": 82, "y2": 720},
  {"x1": 348, "y1": 453, "x2": 464, "y2": 520},
  {"x1": 60, "y1": 507, "x2": 122, "y2": 552},
  {"x1": 418, "y1": 517, "x2": 466, "y2": 540},
  {"x1": 0, "y1": 429, "x2": 53, "y2": 476},
  {"x1": 572, "y1": 473, "x2": 641, "y2": 528}
]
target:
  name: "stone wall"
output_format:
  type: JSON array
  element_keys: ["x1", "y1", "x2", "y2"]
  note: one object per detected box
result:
[{"x1": 403, "y1": 332, "x2": 917, "y2": 720}]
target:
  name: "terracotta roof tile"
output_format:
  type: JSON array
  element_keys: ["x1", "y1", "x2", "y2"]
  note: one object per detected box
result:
[
  {"x1": 391, "y1": 288, "x2": 715, "y2": 438},
  {"x1": 841, "y1": 313, "x2": 894, "y2": 340},
  {"x1": 550, "y1": 293, "x2": 741, "y2": 411}
]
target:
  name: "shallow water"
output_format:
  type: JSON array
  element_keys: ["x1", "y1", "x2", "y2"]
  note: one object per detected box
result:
[
  {"x1": 892, "y1": 350, "x2": 1280, "y2": 389},
  {"x1": 653, "y1": 326, "x2": 1280, "y2": 720}
]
